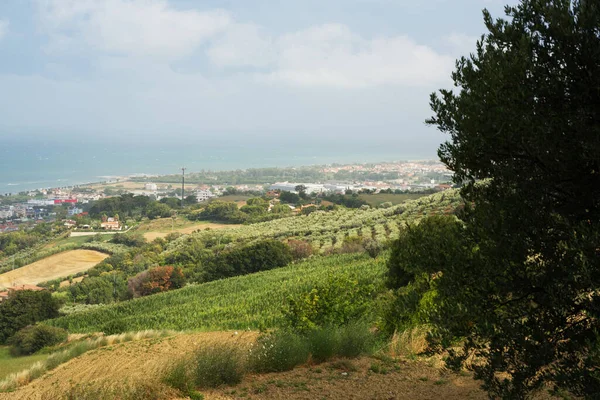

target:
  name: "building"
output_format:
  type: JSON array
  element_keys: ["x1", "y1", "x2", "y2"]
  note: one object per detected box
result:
[
  {"x1": 195, "y1": 190, "x2": 216, "y2": 202},
  {"x1": 67, "y1": 207, "x2": 84, "y2": 216},
  {"x1": 145, "y1": 183, "x2": 158, "y2": 191},
  {"x1": 100, "y1": 216, "x2": 121, "y2": 230}
]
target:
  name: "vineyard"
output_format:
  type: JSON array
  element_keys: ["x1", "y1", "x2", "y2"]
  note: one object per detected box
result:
[
  {"x1": 47, "y1": 253, "x2": 386, "y2": 333},
  {"x1": 165, "y1": 189, "x2": 462, "y2": 256}
]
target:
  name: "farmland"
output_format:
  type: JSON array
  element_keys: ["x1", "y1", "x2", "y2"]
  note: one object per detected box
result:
[
  {"x1": 165, "y1": 189, "x2": 462, "y2": 256},
  {"x1": 0, "y1": 250, "x2": 109, "y2": 288},
  {"x1": 134, "y1": 217, "x2": 238, "y2": 241},
  {"x1": 358, "y1": 192, "x2": 427, "y2": 207},
  {"x1": 48, "y1": 253, "x2": 386, "y2": 333}
]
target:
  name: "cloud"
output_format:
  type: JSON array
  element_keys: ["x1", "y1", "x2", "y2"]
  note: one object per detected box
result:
[
  {"x1": 443, "y1": 33, "x2": 480, "y2": 57},
  {"x1": 208, "y1": 23, "x2": 454, "y2": 88},
  {"x1": 36, "y1": 0, "x2": 231, "y2": 60},
  {"x1": 0, "y1": 19, "x2": 9, "y2": 41}
]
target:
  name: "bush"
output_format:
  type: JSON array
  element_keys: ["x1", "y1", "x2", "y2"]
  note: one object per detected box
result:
[
  {"x1": 165, "y1": 343, "x2": 245, "y2": 392},
  {"x1": 305, "y1": 326, "x2": 341, "y2": 363},
  {"x1": 128, "y1": 266, "x2": 185, "y2": 298},
  {"x1": 248, "y1": 331, "x2": 309, "y2": 373},
  {"x1": 286, "y1": 239, "x2": 313, "y2": 260},
  {"x1": 8, "y1": 325, "x2": 68, "y2": 356},
  {"x1": 363, "y1": 238, "x2": 384, "y2": 258},
  {"x1": 283, "y1": 273, "x2": 376, "y2": 332},
  {"x1": 338, "y1": 322, "x2": 377, "y2": 358}
]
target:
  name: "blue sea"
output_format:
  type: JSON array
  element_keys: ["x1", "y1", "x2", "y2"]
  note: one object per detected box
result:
[{"x1": 0, "y1": 136, "x2": 437, "y2": 195}]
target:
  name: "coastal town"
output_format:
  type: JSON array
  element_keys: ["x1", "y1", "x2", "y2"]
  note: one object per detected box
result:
[{"x1": 0, "y1": 160, "x2": 452, "y2": 232}]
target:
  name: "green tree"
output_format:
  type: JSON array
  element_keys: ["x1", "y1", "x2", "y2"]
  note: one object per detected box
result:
[
  {"x1": 423, "y1": 1, "x2": 600, "y2": 397},
  {"x1": 0, "y1": 290, "x2": 61, "y2": 343}
]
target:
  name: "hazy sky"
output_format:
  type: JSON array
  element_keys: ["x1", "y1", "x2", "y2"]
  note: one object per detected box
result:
[{"x1": 0, "y1": 0, "x2": 515, "y2": 152}]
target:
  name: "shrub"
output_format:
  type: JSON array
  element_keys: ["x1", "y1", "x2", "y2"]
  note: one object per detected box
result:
[
  {"x1": 338, "y1": 236, "x2": 364, "y2": 254},
  {"x1": 286, "y1": 239, "x2": 313, "y2": 260},
  {"x1": 128, "y1": 266, "x2": 185, "y2": 297},
  {"x1": 305, "y1": 326, "x2": 341, "y2": 363},
  {"x1": 338, "y1": 321, "x2": 377, "y2": 358},
  {"x1": 283, "y1": 273, "x2": 376, "y2": 332},
  {"x1": 363, "y1": 238, "x2": 384, "y2": 258},
  {"x1": 8, "y1": 325, "x2": 68, "y2": 356},
  {"x1": 248, "y1": 331, "x2": 309, "y2": 373},
  {"x1": 191, "y1": 343, "x2": 245, "y2": 388}
]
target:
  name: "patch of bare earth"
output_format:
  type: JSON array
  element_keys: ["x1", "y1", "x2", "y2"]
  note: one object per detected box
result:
[
  {"x1": 0, "y1": 332, "x2": 256, "y2": 400},
  {"x1": 205, "y1": 357, "x2": 486, "y2": 400}
]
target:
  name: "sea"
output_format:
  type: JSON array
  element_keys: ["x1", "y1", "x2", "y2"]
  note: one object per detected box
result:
[{"x1": 0, "y1": 136, "x2": 438, "y2": 195}]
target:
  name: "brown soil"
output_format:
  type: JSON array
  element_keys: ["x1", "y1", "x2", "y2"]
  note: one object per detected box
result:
[
  {"x1": 0, "y1": 331, "x2": 255, "y2": 400},
  {"x1": 205, "y1": 357, "x2": 486, "y2": 400},
  {"x1": 0, "y1": 331, "x2": 561, "y2": 400}
]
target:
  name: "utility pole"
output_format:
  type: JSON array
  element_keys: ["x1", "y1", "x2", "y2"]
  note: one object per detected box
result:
[{"x1": 181, "y1": 167, "x2": 186, "y2": 208}]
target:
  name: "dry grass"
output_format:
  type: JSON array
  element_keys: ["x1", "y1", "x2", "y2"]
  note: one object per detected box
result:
[
  {"x1": 387, "y1": 326, "x2": 431, "y2": 359},
  {"x1": 138, "y1": 218, "x2": 239, "y2": 241},
  {"x1": 0, "y1": 250, "x2": 108, "y2": 288},
  {"x1": 0, "y1": 331, "x2": 255, "y2": 400}
]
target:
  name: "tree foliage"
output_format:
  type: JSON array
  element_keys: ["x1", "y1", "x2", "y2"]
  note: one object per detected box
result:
[
  {"x1": 0, "y1": 290, "x2": 61, "y2": 344},
  {"x1": 422, "y1": 1, "x2": 600, "y2": 397}
]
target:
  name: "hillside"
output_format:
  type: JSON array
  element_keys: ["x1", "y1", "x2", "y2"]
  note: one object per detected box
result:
[
  {"x1": 0, "y1": 331, "x2": 486, "y2": 400},
  {"x1": 165, "y1": 189, "x2": 462, "y2": 257},
  {"x1": 48, "y1": 253, "x2": 386, "y2": 333}
]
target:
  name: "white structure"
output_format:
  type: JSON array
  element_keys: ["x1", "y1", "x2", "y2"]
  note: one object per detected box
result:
[
  {"x1": 68, "y1": 207, "x2": 84, "y2": 216},
  {"x1": 195, "y1": 190, "x2": 216, "y2": 202},
  {"x1": 269, "y1": 182, "x2": 326, "y2": 194},
  {"x1": 144, "y1": 183, "x2": 158, "y2": 191}
]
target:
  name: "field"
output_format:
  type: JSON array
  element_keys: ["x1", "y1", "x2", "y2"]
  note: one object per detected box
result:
[
  {"x1": 358, "y1": 192, "x2": 427, "y2": 207},
  {"x1": 48, "y1": 253, "x2": 386, "y2": 333},
  {"x1": 0, "y1": 348, "x2": 49, "y2": 381},
  {"x1": 164, "y1": 189, "x2": 462, "y2": 256},
  {"x1": 134, "y1": 217, "x2": 240, "y2": 241},
  {"x1": 0, "y1": 332, "x2": 488, "y2": 400},
  {"x1": 0, "y1": 250, "x2": 109, "y2": 289}
]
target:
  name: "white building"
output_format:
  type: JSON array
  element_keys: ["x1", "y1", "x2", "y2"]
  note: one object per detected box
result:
[
  {"x1": 144, "y1": 183, "x2": 158, "y2": 191},
  {"x1": 195, "y1": 190, "x2": 216, "y2": 202}
]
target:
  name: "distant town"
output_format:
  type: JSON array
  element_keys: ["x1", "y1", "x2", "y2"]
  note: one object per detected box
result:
[{"x1": 0, "y1": 160, "x2": 452, "y2": 233}]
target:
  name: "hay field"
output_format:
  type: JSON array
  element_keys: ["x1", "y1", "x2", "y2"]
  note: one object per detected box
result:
[
  {"x1": 136, "y1": 218, "x2": 239, "y2": 241},
  {"x1": 0, "y1": 250, "x2": 108, "y2": 288}
]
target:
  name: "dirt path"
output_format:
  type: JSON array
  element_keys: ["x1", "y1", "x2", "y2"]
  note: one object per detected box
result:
[{"x1": 0, "y1": 250, "x2": 108, "y2": 288}]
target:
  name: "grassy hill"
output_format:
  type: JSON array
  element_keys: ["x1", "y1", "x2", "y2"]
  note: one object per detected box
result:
[{"x1": 48, "y1": 253, "x2": 386, "y2": 334}]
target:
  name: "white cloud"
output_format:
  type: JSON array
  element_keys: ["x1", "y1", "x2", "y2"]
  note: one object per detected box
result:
[
  {"x1": 0, "y1": 19, "x2": 9, "y2": 41},
  {"x1": 444, "y1": 33, "x2": 480, "y2": 56},
  {"x1": 208, "y1": 23, "x2": 454, "y2": 88},
  {"x1": 36, "y1": 0, "x2": 231, "y2": 60}
]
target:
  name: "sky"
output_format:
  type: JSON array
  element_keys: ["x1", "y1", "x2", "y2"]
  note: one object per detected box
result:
[{"x1": 0, "y1": 0, "x2": 516, "y2": 154}]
